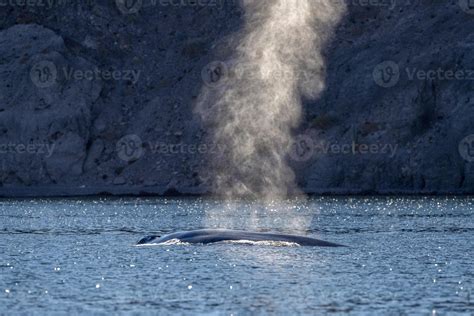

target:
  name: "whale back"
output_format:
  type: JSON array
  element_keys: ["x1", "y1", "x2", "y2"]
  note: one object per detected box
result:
[{"x1": 138, "y1": 229, "x2": 345, "y2": 247}]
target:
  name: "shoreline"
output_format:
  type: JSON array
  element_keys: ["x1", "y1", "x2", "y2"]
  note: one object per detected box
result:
[{"x1": 0, "y1": 185, "x2": 472, "y2": 198}]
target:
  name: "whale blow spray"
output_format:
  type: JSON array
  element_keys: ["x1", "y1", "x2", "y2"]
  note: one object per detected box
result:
[{"x1": 197, "y1": 0, "x2": 346, "y2": 206}]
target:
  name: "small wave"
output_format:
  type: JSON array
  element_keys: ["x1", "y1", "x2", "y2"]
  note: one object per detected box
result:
[
  {"x1": 135, "y1": 239, "x2": 301, "y2": 247},
  {"x1": 220, "y1": 240, "x2": 301, "y2": 247},
  {"x1": 135, "y1": 239, "x2": 191, "y2": 247},
  {"x1": 0, "y1": 227, "x2": 145, "y2": 235}
]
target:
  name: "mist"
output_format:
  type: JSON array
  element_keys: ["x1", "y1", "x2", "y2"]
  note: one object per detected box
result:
[{"x1": 197, "y1": 0, "x2": 346, "y2": 203}]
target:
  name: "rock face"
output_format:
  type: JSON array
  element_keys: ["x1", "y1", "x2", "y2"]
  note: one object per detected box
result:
[
  {"x1": 0, "y1": 24, "x2": 99, "y2": 187},
  {"x1": 0, "y1": 1, "x2": 473, "y2": 196}
]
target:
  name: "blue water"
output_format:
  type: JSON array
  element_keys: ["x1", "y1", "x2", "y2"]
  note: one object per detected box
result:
[{"x1": 0, "y1": 197, "x2": 473, "y2": 315}]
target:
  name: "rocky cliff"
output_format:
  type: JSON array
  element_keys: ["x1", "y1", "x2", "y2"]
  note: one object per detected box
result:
[{"x1": 0, "y1": 0, "x2": 473, "y2": 196}]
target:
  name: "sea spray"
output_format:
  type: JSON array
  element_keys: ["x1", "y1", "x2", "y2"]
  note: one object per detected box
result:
[{"x1": 196, "y1": 0, "x2": 346, "y2": 227}]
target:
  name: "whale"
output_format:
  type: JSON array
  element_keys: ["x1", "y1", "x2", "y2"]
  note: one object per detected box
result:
[{"x1": 137, "y1": 229, "x2": 345, "y2": 247}]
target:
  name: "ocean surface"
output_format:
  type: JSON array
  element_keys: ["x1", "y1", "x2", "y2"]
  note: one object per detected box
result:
[{"x1": 0, "y1": 196, "x2": 473, "y2": 315}]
